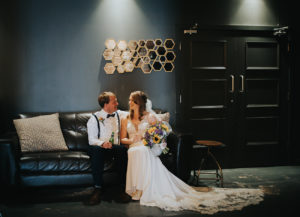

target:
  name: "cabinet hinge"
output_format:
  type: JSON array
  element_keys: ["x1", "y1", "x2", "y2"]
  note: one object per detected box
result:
[{"x1": 184, "y1": 29, "x2": 197, "y2": 35}]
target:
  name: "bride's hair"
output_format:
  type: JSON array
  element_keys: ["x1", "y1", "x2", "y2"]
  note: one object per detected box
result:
[{"x1": 129, "y1": 91, "x2": 147, "y2": 120}]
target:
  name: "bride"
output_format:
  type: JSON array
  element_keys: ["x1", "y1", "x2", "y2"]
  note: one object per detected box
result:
[{"x1": 120, "y1": 90, "x2": 264, "y2": 214}]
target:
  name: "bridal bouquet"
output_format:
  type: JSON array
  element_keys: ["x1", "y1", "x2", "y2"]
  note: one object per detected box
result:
[{"x1": 143, "y1": 121, "x2": 172, "y2": 156}]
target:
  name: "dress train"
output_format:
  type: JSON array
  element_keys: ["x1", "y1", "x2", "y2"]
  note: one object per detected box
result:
[{"x1": 125, "y1": 117, "x2": 264, "y2": 214}]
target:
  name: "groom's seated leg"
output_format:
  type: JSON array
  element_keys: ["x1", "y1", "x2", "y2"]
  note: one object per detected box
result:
[
  {"x1": 112, "y1": 145, "x2": 128, "y2": 186},
  {"x1": 87, "y1": 145, "x2": 106, "y2": 205},
  {"x1": 112, "y1": 145, "x2": 131, "y2": 203},
  {"x1": 88, "y1": 145, "x2": 106, "y2": 188}
]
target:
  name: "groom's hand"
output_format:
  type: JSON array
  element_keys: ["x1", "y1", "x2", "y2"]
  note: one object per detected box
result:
[{"x1": 102, "y1": 142, "x2": 112, "y2": 149}]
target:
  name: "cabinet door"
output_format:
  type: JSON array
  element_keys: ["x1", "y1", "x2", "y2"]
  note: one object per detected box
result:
[
  {"x1": 235, "y1": 36, "x2": 281, "y2": 167},
  {"x1": 179, "y1": 31, "x2": 236, "y2": 167},
  {"x1": 179, "y1": 29, "x2": 286, "y2": 167}
]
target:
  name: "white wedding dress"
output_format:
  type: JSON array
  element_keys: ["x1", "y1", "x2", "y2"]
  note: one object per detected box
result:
[{"x1": 125, "y1": 114, "x2": 264, "y2": 214}]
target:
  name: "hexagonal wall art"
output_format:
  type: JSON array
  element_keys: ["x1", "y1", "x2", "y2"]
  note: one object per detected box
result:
[
  {"x1": 103, "y1": 49, "x2": 114, "y2": 60},
  {"x1": 148, "y1": 50, "x2": 157, "y2": 61},
  {"x1": 146, "y1": 40, "x2": 155, "y2": 50},
  {"x1": 124, "y1": 61, "x2": 135, "y2": 72},
  {"x1": 122, "y1": 50, "x2": 132, "y2": 61},
  {"x1": 159, "y1": 55, "x2": 166, "y2": 63},
  {"x1": 141, "y1": 56, "x2": 150, "y2": 64},
  {"x1": 104, "y1": 63, "x2": 115, "y2": 74},
  {"x1": 137, "y1": 47, "x2": 147, "y2": 57},
  {"x1": 113, "y1": 48, "x2": 122, "y2": 57},
  {"x1": 132, "y1": 57, "x2": 139, "y2": 65},
  {"x1": 141, "y1": 63, "x2": 152, "y2": 74},
  {"x1": 138, "y1": 40, "x2": 146, "y2": 47},
  {"x1": 117, "y1": 40, "x2": 127, "y2": 51},
  {"x1": 103, "y1": 38, "x2": 176, "y2": 74},
  {"x1": 163, "y1": 62, "x2": 174, "y2": 72},
  {"x1": 128, "y1": 40, "x2": 138, "y2": 51},
  {"x1": 165, "y1": 51, "x2": 176, "y2": 62},
  {"x1": 112, "y1": 56, "x2": 123, "y2": 66},
  {"x1": 155, "y1": 39, "x2": 163, "y2": 46},
  {"x1": 134, "y1": 58, "x2": 142, "y2": 68},
  {"x1": 105, "y1": 39, "x2": 116, "y2": 50},
  {"x1": 164, "y1": 39, "x2": 175, "y2": 50},
  {"x1": 157, "y1": 46, "x2": 167, "y2": 56},
  {"x1": 132, "y1": 51, "x2": 138, "y2": 58},
  {"x1": 117, "y1": 64, "x2": 125, "y2": 74},
  {"x1": 152, "y1": 61, "x2": 163, "y2": 71}
]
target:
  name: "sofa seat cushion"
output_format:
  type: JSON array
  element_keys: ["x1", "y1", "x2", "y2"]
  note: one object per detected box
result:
[
  {"x1": 19, "y1": 151, "x2": 116, "y2": 175},
  {"x1": 20, "y1": 151, "x2": 92, "y2": 175}
]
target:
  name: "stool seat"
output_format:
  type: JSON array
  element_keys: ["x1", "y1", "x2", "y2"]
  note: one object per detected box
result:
[
  {"x1": 192, "y1": 140, "x2": 225, "y2": 187},
  {"x1": 196, "y1": 140, "x2": 224, "y2": 147}
]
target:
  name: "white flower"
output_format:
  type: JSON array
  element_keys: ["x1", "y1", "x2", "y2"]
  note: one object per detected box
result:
[{"x1": 159, "y1": 142, "x2": 167, "y2": 150}]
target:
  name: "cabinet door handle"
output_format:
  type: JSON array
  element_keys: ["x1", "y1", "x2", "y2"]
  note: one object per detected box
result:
[
  {"x1": 240, "y1": 75, "x2": 244, "y2": 93},
  {"x1": 230, "y1": 75, "x2": 234, "y2": 92}
]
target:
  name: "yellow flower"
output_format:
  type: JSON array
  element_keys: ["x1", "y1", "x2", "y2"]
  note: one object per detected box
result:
[
  {"x1": 161, "y1": 124, "x2": 169, "y2": 132},
  {"x1": 143, "y1": 139, "x2": 148, "y2": 145},
  {"x1": 153, "y1": 134, "x2": 161, "y2": 144},
  {"x1": 148, "y1": 127, "x2": 156, "y2": 135}
]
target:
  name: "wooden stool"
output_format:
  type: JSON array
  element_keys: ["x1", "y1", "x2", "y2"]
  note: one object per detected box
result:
[{"x1": 192, "y1": 140, "x2": 225, "y2": 187}]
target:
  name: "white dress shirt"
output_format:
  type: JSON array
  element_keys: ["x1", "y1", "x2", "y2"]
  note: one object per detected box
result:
[{"x1": 87, "y1": 109, "x2": 128, "y2": 147}]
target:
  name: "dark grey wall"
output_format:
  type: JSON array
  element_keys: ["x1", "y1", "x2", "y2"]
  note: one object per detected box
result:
[
  {"x1": 13, "y1": 0, "x2": 179, "y2": 111},
  {"x1": 181, "y1": 0, "x2": 279, "y2": 26},
  {"x1": 0, "y1": 0, "x2": 283, "y2": 133}
]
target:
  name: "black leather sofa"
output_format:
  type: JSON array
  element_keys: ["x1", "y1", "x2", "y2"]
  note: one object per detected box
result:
[{"x1": 0, "y1": 111, "x2": 193, "y2": 189}]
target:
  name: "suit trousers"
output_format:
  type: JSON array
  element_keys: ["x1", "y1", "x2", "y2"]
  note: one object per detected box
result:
[{"x1": 88, "y1": 144, "x2": 128, "y2": 188}]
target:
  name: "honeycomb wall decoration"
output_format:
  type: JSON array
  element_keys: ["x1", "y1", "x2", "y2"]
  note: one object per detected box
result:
[{"x1": 103, "y1": 38, "x2": 176, "y2": 74}]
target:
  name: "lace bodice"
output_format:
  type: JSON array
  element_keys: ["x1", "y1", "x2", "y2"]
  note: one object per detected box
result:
[{"x1": 127, "y1": 115, "x2": 150, "y2": 141}]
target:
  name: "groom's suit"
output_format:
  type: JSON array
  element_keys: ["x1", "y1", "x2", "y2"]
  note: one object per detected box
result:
[{"x1": 87, "y1": 109, "x2": 128, "y2": 188}]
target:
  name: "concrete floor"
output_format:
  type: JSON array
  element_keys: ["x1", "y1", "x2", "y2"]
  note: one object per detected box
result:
[{"x1": 1, "y1": 166, "x2": 300, "y2": 217}]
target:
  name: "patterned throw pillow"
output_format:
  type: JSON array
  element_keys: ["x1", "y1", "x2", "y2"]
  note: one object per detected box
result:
[
  {"x1": 13, "y1": 113, "x2": 68, "y2": 152},
  {"x1": 157, "y1": 112, "x2": 170, "y2": 123}
]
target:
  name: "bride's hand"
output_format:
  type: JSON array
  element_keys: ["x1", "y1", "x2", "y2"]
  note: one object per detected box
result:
[{"x1": 133, "y1": 134, "x2": 142, "y2": 143}]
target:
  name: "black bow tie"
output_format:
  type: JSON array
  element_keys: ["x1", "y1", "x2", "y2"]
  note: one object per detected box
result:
[{"x1": 106, "y1": 113, "x2": 115, "y2": 118}]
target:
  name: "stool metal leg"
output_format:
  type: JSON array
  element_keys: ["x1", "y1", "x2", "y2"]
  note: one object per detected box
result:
[
  {"x1": 191, "y1": 148, "x2": 209, "y2": 186},
  {"x1": 192, "y1": 145, "x2": 224, "y2": 187},
  {"x1": 196, "y1": 148, "x2": 209, "y2": 186},
  {"x1": 199, "y1": 151, "x2": 207, "y2": 171},
  {"x1": 207, "y1": 149, "x2": 224, "y2": 187}
]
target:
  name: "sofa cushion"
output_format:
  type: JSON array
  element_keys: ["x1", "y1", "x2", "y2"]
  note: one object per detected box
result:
[
  {"x1": 13, "y1": 113, "x2": 68, "y2": 152},
  {"x1": 20, "y1": 151, "x2": 91, "y2": 175},
  {"x1": 59, "y1": 112, "x2": 93, "y2": 151},
  {"x1": 19, "y1": 151, "x2": 115, "y2": 175},
  {"x1": 157, "y1": 112, "x2": 170, "y2": 122}
]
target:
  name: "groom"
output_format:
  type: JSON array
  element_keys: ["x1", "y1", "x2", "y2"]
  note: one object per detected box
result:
[{"x1": 86, "y1": 91, "x2": 130, "y2": 205}]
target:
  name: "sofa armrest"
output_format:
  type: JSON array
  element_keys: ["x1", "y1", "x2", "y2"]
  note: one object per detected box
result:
[
  {"x1": 160, "y1": 131, "x2": 194, "y2": 183},
  {"x1": 159, "y1": 132, "x2": 178, "y2": 174},
  {"x1": 175, "y1": 132, "x2": 194, "y2": 183},
  {"x1": 0, "y1": 134, "x2": 20, "y2": 186}
]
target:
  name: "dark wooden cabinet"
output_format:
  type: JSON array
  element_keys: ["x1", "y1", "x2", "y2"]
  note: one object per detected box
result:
[{"x1": 178, "y1": 28, "x2": 289, "y2": 168}]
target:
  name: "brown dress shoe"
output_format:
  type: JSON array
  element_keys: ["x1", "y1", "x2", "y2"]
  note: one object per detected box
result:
[{"x1": 86, "y1": 188, "x2": 102, "y2": 205}]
